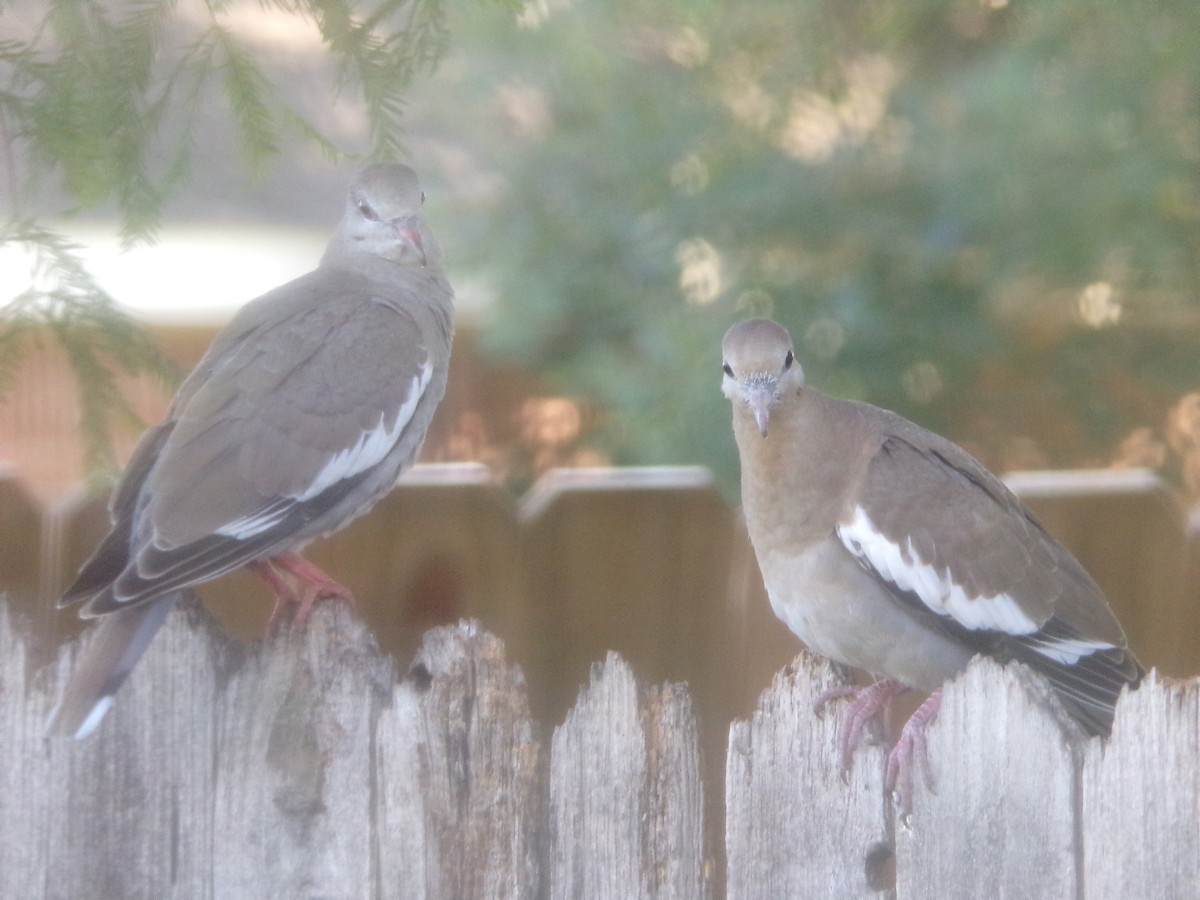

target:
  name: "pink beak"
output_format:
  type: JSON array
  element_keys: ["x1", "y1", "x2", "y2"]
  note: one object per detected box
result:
[{"x1": 394, "y1": 217, "x2": 427, "y2": 268}]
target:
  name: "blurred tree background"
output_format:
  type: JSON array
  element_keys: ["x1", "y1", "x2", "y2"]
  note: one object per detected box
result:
[
  {"x1": 424, "y1": 0, "x2": 1200, "y2": 496},
  {"x1": 4, "y1": 0, "x2": 1199, "y2": 499}
]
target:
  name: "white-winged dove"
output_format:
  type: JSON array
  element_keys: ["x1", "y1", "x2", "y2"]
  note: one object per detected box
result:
[
  {"x1": 47, "y1": 163, "x2": 455, "y2": 739},
  {"x1": 721, "y1": 318, "x2": 1142, "y2": 809}
]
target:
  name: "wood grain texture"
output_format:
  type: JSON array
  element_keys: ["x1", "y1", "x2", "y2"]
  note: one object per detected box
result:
[
  {"x1": 19, "y1": 601, "x2": 226, "y2": 899},
  {"x1": 210, "y1": 603, "x2": 392, "y2": 898},
  {"x1": 0, "y1": 600, "x2": 58, "y2": 898},
  {"x1": 896, "y1": 657, "x2": 1082, "y2": 900},
  {"x1": 725, "y1": 652, "x2": 891, "y2": 900},
  {"x1": 377, "y1": 621, "x2": 543, "y2": 899},
  {"x1": 548, "y1": 653, "x2": 706, "y2": 900},
  {"x1": 1082, "y1": 670, "x2": 1200, "y2": 899}
]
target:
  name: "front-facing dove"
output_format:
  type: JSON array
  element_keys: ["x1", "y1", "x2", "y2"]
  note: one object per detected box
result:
[
  {"x1": 721, "y1": 318, "x2": 1142, "y2": 812},
  {"x1": 47, "y1": 163, "x2": 455, "y2": 739}
]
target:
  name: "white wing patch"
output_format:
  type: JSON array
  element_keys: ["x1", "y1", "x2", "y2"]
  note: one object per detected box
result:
[
  {"x1": 216, "y1": 360, "x2": 432, "y2": 539},
  {"x1": 214, "y1": 499, "x2": 293, "y2": 539},
  {"x1": 1021, "y1": 633, "x2": 1116, "y2": 665},
  {"x1": 837, "y1": 505, "x2": 1040, "y2": 636},
  {"x1": 298, "y1": 359, "x2": 432, "y2": 501}
]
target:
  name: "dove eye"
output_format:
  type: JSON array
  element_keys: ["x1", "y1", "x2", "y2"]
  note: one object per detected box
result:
[
  {"x1": 783, "y1": 351, "x2": 794, "y2": 370},
  {"x1": 356, "y1": 197, "x2": 379, "y2": 221},
  {"x1": 722, "y1": 362, "x2": 734, "y2": 377}
]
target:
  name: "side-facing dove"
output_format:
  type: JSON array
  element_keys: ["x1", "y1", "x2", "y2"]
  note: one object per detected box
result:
[{"x1": 47, "y1": 163, "x2": 454, "y2": 739}]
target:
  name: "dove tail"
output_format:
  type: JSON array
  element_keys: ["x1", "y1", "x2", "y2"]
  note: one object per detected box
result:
[{"x1": 46, "y1": 595, "x2": 179, "y2": 739}]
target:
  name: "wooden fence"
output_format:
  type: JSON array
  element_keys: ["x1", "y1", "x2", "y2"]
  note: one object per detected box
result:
[
  {"x1": 3, "y1": 606, "x2": 1197, "y2": 898},
  {"x1": 2, "y1": 464, "x2": 1200, "y2": 897}
]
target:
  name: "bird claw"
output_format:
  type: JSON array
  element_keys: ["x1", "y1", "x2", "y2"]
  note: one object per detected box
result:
[
  {"x1": 275, "y1": 582, "x2": 355, "y2": 631},
  {"x1": 813, "y1": 684, "x2": 859, "y2": 718},
  {"x1": 818, "y1": 679, "x2": 943, "y2": 818},
  {"x1": 818, "y1": 679, "x2": 907, "y2": 774},
  {"x1": 883, "y1": 689, "x2": 941, "y2": 818},
  {"x1": 251, "y1": 554, "x2": 357, "y2": 631}
]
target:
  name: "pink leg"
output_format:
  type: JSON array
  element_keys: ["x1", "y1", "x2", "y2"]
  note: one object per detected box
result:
[
  {"x1": 815, "y1": 678, "x2": 908, "y2": 773},
  {"x1": 885, "y1": 688, "x2": 942, "y2": 817},
  {"x1": 248, "y1": 559, "x2": 300, "y2": 628},
  {"x1": 249, "y1": 553, "x2": 356, "y2": 629}
]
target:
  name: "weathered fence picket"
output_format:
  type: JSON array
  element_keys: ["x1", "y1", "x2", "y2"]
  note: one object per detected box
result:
[
  {"x1": 724, "y1": 656, "x2": 890, "y2": 898},
  {"x1": 894, "y1": 659, "x2": 1081, "y2": 898},
  {"x1": 548, "y1": 655, "x2": 705, "y2": 899},
  {"x1": 1081, "y1": 670, "x2": 1200, "y2": 899},
  {"x1": 379, "y1": 624, "x2": 543, "y2": 899},
  {"x1": 4, "y1": 601, "x2": 1198, "y2": 898}
]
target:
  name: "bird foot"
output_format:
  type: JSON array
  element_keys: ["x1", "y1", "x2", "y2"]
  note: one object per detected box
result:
[
  {"x1": 815, "y1": 678, "x2": 908, "y2": 774},
  {"x1": 250, "y1": 553, "x2": 357, "y2": 630},
  {"x1": 816, "y1": 679, "x2": 941, "y2": 817},
  {"x1": 885, "y1": 689, "x2": 942, "y2": 819}
]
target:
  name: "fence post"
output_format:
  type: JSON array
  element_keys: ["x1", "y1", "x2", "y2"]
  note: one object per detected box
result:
[
  {"x1": 895, "y1": 658, "x2": 1082, "y2": 899},
  {"x1": 548, "y1": 654, "x2": 706, "y2": 900},
  {"x1": 28, "y1": 602, "x2": 226, "y2": 899},
  {"x1": 725, "y1": 652, "x2": 891, "y2": 899},
  {"x1": 1081, "y1": 671, "x2": 1200, "y2": 899},
  {"x1": 377, "y1": 622, "x2": 544, "y2": 899},
  {"x1": 0, "y1": 472, "x2": 59, "y2": 663}
]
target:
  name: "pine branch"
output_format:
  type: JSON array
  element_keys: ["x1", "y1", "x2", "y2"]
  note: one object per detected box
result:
[
  {"x1": 0, "y1": 222, "x2": 180, "y2": 475},
  {"x1": 318, "y1": 0, "x2": 449, "y2": 159},
  {"x1": 209, "y1": 23, "x2": 280, "y2": 173}
]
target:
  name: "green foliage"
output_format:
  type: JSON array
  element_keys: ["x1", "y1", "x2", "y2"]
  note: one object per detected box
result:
[
  {"x1": 433, "y1": 0, "x2": 1200, "y2": 493},
  {"x1": 2, "y1": 0, "x2": 458, "y2": 239},
  {"x1": 0, "y1": 221, "x2": 181, "y2": 476}
]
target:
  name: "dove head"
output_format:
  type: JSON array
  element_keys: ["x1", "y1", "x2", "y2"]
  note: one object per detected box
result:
[
  {"x1": 721, "y1": 318, "x2": 804, "y2": 437},
  {"x1": 334, "y1": 163, "x2": 433, "y2": 267}
]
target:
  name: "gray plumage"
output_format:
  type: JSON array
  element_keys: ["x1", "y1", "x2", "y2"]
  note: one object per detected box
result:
[
  {"x1": 48, "y1": 163, "x2": 454, "y2": 739},
  {"x1": 721, "y1": 318, "x2": 1142, "y2": 740}
]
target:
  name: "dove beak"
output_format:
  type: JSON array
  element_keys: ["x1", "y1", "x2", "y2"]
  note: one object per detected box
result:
[
  {"x1": 394, "y1": 216, "x2": 427, "y2": 268},
  {"x1": 747, "y1": 384, "x2": 776, "y2": 437}
]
